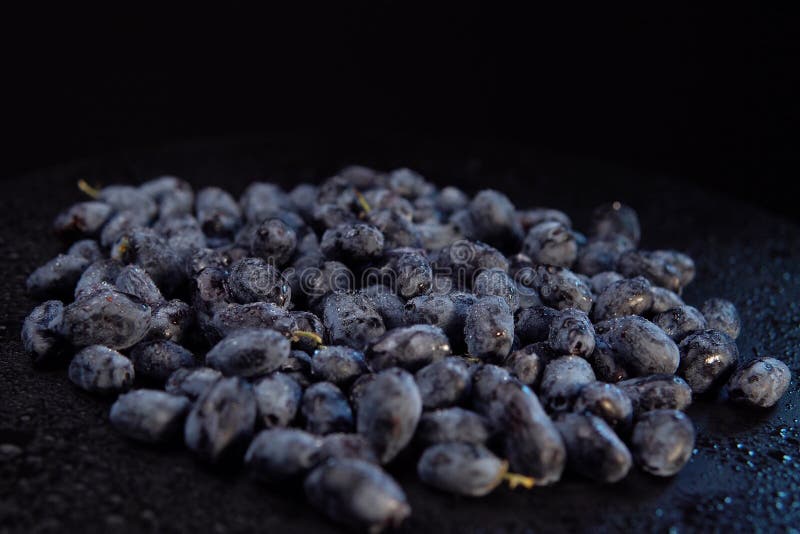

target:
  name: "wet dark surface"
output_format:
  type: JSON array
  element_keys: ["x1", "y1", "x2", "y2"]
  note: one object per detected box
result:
[{"x1": 1, "y1": 137, "x2": 798, "y2": 533}]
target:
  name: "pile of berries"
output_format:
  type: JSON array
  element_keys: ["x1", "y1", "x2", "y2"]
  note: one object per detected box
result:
[{"x1": 21, "y1": 167, "x2": 791, "y2": 531}]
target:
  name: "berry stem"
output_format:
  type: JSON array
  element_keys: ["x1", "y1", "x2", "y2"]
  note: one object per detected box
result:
[
  {"x1": 502, "y1": 472, "x2": 536, "y2": 490},
  {"x1": 77, "y1": 179, "x2": 101, "y2": 199},
  {"x1": 355, "y1": 190, "x2": 372, "y2": 214},
  {"x1": 292, "y1": 330, "x2": 325, "y2": 347}
]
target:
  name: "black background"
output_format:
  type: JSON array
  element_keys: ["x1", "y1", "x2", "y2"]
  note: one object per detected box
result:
[{"x1": 3, "y1": 4, "x2": 799, "y2": 219}]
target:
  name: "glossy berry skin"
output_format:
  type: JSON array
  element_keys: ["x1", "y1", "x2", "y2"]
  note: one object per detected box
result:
[
  {"x1": 245, "y1": 428, "x2": 322, "y2": 481},
  {"x1": 488, "y1": 382, "x2": 566, "y2": 485},
  {"x1": 239, "y1": 182, "x2": 289, "y2": 223},
  {"x1": 727, "y1": 357, "x2": 791, "y2": 408},
  {"x1": 68, "y1": 345, "x2": 134, "y2": 394},
  {"x1": 436, "y1": 186, "x2": 470, "y2": 215},
  {"x1": 649, "y1": 286, "x2": 686, "y2": 314},
  {"x1": 471, "y1": 364, "x2": 514, "y2": 420},
  {"x1": 548, "y1": 308, "x2": 596, "y2": 357},
  {"x1": 130, "y1": 340, "x2": 196, "y2": 383},
  {"x1": 74, "y1": 259, "x2": 123, "y2": 300},
  {"x1": 356, "y1": 368, "x2": 422, "y2": 464},
  {"x1": 301, "y1": 382, "x2": 354, "y2": 435},
  {"x1": 432, "y1": 240, "x2": 508, "y2": 290},
  {"x1": 588, "y1": 337, "x2": 629, "y2": 383},
  {"x1": 617, "y1": 249, "x2": 695, "y2": 293},
  {"x1": 323, "y1": 292, "x2": 386, "y2": 350},
  {"x1": 466, "y1": 189, "x2": 524, "y2": 250},
  {"x1": 64, "y1": 241, "x2": 104, "y2": 263},
  {"x1": 304, "y1": 459, "x2": 410, "y2": 533},
  {"x1": 539, "y1": 356, "x2": 596, "y2": 413},
  {"x1": 595, "y1": 315, "x2": 680, "y2": 376},
  {"x1": 147, "y1": 299, "x2": 193, "y2": 343},
  {"x1": 184, "y1": 377, "x2": 257, "y2": 462},
  {"x1": 321, "y1": 223, "x2": 385, "y2": 263},
  {"x1": 318, "y1": 433, "x2": 380, "y2": 464},
  {"x1": 26, "y1": 254, "x2": 90, "y2": 300},
  {"x1": 464, "y1": 296, "x2": 514, "y2": 360},
  {"x1": 165, "y1": 367, "x2": 222, "y2": 400},
  {"x1": 250, "y1": 218, "x2": 297, "y2": 267},
  {"x1": 115, "y1": 264, "x2": 164, "y2": 307},
  {"x1": 367, "y1": 325, "x2": 451, "y2": 372},
  {"x1": 21, "y1": 300, "x2": 66, "y2": 365},
  {"x1": 474, "y1": 268, "x2": 519, "y2": 311},
  {"x1": 701, "y1": 298, "x2": 741, "y2": 340},
  {"x1": 415, "y1": 408, "x2": 491, "y2": 447},
  {"x1": 98, "y1": 185, "x2": 158, "y2": 221},
  {"x1": 503, "y1": 345, "x2": 544, "y2": 386},
  {"x1": 206, "y1": 328, "x2": 290, "y2": 378},
  {"x1": 359, "y1": 285, "x2": 405, "y2": 330},
  {"x1": 531, "y1": 265, "x2": 593, "y2": 313},
  {"x1": 572, "y1": 382, "x2": 633, "y2": 430},
  {"x1": 195, "y1": 187, "x2": 242, "y2": 243},
  {"x1": 514, "y1": 305, "x2": 559, "y2": 345},
  {"x1": 590, "y1": 202, "x2": 641, "y2": 246},
  {"x1": 576, "y1": 236, "x2": 634, "y2": 276},
  {"x1": 652, "y1": 305, "x2": 707, "y2": 342},
  {"x1": 112, "y1": 228, "x2": 186, "y2": 295},
  {"x1": 414, "y1": 357, "x2": 472, "y2": 409},
  {"x1": 311, "y1": 346, "x2": 369, "y2": 386},
  {"x1": 554, "y1": 413, "x2": 632, "y2": 483},
  {"x1": 678, "y1": 329, "x2": 739, "y2": 394},
  {"x1": 617, "y1": 374, "x2": 693, "y2": 416},
  {"x1": 404, "y1": 292, "x2": 476, "y2": 341},
  {"x1": 53, "y1": 201, "x2": 113, "y2": 238},
  {"x1": 418, "y1": 442, "x2": 507, "y2": 497},
  {"x1": 593, "y1": 276, "x2": 653, "y2": 322},
  {"x1": 110, "y1": 390, "x2": 191, "y2": 444},
  {"x1": 253, "y1": 372, "x2": 303, "y2": 428},
  {"x1": 631, "y1": 409, "x2": 695, "y2": 477},
  {"x1": 226, "y1": 257, "x2": 291, "y2": 307},
  {"x1": 211, "y1": 302, "x2": 297, "y2": 341},
  {"x1": 369, "y1": 208, "x2": 422, "y2": 250},
  {"x1": 523, "y1": 221, "x2": 578, "y2": 268},
  {"x1": 59, "y1": 289, "x2": 152, "y2": 350},
  {"x1": 383, "y1": 249, "x2": 433, "y2": 299},
  {"x1": 518, "y1": 207, "x2": 572, "y2": 233},
  {"x1": 588, "y1": 271, "x2": 624, "y2": 296}
]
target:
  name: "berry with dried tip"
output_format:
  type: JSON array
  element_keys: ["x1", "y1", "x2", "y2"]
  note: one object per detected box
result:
[
  {"x1": 184, "y1": 377, "x2": 257, "y2": 462},
  {"x1": 548, "y1": 308, "x2": 596, "y2": 357},
  {"x1": 110, "y1": 390, "x2": 191, "y2": 444},
  {"x1": 414, "y1": 357, "x2": 472, "y2": 409},
  {"x1": 727, "y1": 357, "x2": 791, "y2": 408},
  {"x1": 253, "y1": 372, "x2": 303, "y2": 428},
  {"x1": 245, "y1": 428, "x2": 322, "y2": 481},
  {"x1": 700, "y1": 298, "x2": 741, "y2": 340},
  {"x1": 464, "y1": 296, "x2": 514, "y2": 360},
  {"x1": 418, "y1": 442, "x2": 508, "y2": 497},
  {"x1": 368, "y1": 325, "x2": 451, "y2": 372},
  {"x1": 678, "y1": 329, "x2": 739, "y2": 394},
  {"x1": 304, "y1": 459, "x2": 410, "y2": 532},
  {"x1": 631, "y1": 409, "x2": 695, "y2": 477},
  {"x1": 617, "y1": 374, "x2": 693, "y2": 416},
  {"x1": 206, "y1": 328, "x2": 290, "y2": 378},
  {"x1": 554, "y1": 412, "x2": 632, "y2": 483},
  {"x1": 21, "y1": 300, "x2": 66, "y2": 365},
  {"x1": 69, "y1": 345, "x2": 134, "y2": 394},
  {"x1": 356, "y1": 368, "x2": 422, "y2": 464},
  {"x1": 301, "y1": 382, "x2": 354, "y2": 435}
]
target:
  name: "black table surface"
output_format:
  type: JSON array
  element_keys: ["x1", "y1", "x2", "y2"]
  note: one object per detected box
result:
[{"x1": 1, "y1": 137, "x2": 798, "y2": 533}]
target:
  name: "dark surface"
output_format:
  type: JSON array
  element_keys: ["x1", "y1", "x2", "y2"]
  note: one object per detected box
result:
[
  {"x1": 4, "y1": 5, "x2": 800, "y2": 221},
  {"x1": 1, "y1": 138, "x2": 799, "y2": 533}
]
